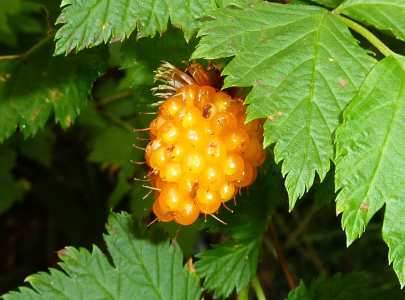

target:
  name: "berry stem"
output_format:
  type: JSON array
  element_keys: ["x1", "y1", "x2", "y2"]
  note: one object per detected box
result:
[
  {"x1": 335, "y1": 15, "x2": 396, "y2": 57},
  {"x1": 251, "y1": 277, "x2": 267, "y2": 300},
  {"x1": 267, "y1": 221, "x2": 297, "y2": 289}
]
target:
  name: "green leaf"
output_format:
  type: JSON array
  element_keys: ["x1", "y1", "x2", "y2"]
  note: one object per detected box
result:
[
  {"x1": 87, "y1": 123, "x2": 140, "y2": 208},
  {"x1": 335, "y1": 55, "x2": 405, "y2": 286},
  {"x1": 195, "y1": 169, "x2": 272, "y2": 299},
  {"x1": 2, "y1": 211, "x2": 202, "y2": 300},
  {"x1": 336, "y1": 0, "x2": 405, "y2": 42},
  {"x1": 309, "y1": 0, "x2": 343, "y2": 8},
  {"x1": 0, "y1": 43, "x2": 105, "y2": 143},
  {"x1": 383, "y1": 197, "x2": 405, "y2": 288},
  {"x1": 287, "y1": 281, "x2": 312, "y2": 300},
  {"x1": 0, "y1": 146, "x2": 29, "y2": 214},
  {"x1": 196, "y1": 237, "x2": 261, "y2": 298},
  {"x1": 0, "y1": 0, "x2": 43, "y2": 46},
  {"x1": 54, "y1": 0, "x2": 219, "y2": 55},
  {"x1": 287, "y1": 272, "x2": 404, "y2": 300},
  {"x1": 0, "y1": 0, "x2": 20, "y2": 33},
  {"x1": 193, "y1": 2, "x2": 375, "y2": 209}
]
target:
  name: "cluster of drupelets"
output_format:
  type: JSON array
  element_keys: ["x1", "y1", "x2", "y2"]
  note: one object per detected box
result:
[{"x1": 140, "y1": 81, "x2": 265, "y2": 225}]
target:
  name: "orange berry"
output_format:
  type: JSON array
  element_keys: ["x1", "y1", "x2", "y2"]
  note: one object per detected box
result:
[
  {"x1": 160, "y1": 162, "x2": 182, "y2": 182},
  {"x1": 159, "y1": 96, "x2": 183, "y2": 119},
  {"x1": 226, "y1": 129, "x2": 249, "y2": 151},
  {"x1": 153, "y1": 200, "x2": 174, "y2": 222},
  {"x1": 227, "y1": 100, "x2": 245, "y2": 119},
  {"x1": 184, "y1": 151, "x2": 205, "y2": 175},
  {"x1": 179, "y1": 178, "x2": 198, "y2": 195},
  {"x1": 158, "y1": 184, "x2": 188, "y2": 212},
  {"x1": 205, "y1": 138, "x2": 227, "y2": 161},
  {"x1": 165, "y1": 144, "x2": 184, "y2": 162},
  {"x1": 195, "y1": 86, "x2": 216, "y2": 110},
  {"x1": 183, "y1": 127, "x2": 205, "y2": 148},
  {"x1": 223, "y1": 153, "x2": 245, "y2": 181},
  {"x1": 211, "y1": 112, "x2": 237, "y2": 134},
  {"x1": 235, "y1": 161, "x2": 257, "y2": 187},
  {"x1": 201, "y1": 103, "x2": 218, "y2": 120},
  {"x1": 149, "y1": 116, "x2": 166, "y2": 137},
  {"x1": 213, "y1": 92, "x2": 232, "y2": 112},
  {"x1": 150, "y1": 175, "x2": 164, "y2": 190},
  {"x1": 143, "y1": 66, "x2": 265, "y2": 225},
  {"x1": 245, "y1": 119, "x2": 263, "y2": 136},
  {"x1": 219, "y1": 182, "x2": 236, "y2": 202},
  {"x1": 159, "y1": 122, "x2": 180, "y2": 144},
  {"x1": 243, "y1": 138, "x2": 260, "y2": 163},
  {"x1": 174, "y1": 200, "x2": 200, "y2": 225},
  {"x1": 149, "y1": 147, "x2": 166, "y2": 170},
  {"x1": 178, "y1": 85, "x2": 198, "y2": 106},
  {"x1": 196, "y1": 188, "x2": 221, "y2": 214},
  {"x1": 253, "y1": 147, "x2": 266, "y2": 166},
  {"x1": 200, "y1": 165, "x2": 226, "y2": 189},
  {"x1": 181, "y1": 106, "x2": 203, "y2": 128}
]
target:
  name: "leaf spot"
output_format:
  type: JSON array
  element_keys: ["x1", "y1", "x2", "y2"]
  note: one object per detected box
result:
[
  {"x1": 31, "y1": 108, "x2": 42, "y2": 121},
  {"x1": 360, "y1": 202, "x2": 369, "y2": 212},
  {"x1": 339, "y1": 78, "x2": 348, "y2": 88},
  {"x1": 49, "y1": 89, "x2": 62, "y2": 102},
  {"x1": 57, "y1": 247, "x2": 68, "y2": 257}
]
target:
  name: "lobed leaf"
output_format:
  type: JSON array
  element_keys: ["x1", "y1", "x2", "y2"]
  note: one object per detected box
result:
[
  {"x1": 196, "y1": 238, "x2": 261, "y2": 298},
  {"x1": 336, "y1": 0, "x2": 405, "y2": 42},
  {"x1": 335, "y1": 55, "x2": 405, "y2": 287},
  {"x1": 2, "y1": 212, "x2": 202, "y2": 300},
  {"x1": 54, "y1": 0, "x2": 221, "y2": 55},
  {"x1": 193, "y1": 2, "x2": 375, "y2": 209},
  {"x1": 0, "y1": 44, "x2": 105, "y2": 143}
]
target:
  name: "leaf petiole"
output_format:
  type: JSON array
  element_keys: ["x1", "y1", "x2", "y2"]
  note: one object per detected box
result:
[
  {"x1": 252, "y1": 277, "x2": 267, "y2": 300},
  {"x1": 335, "y1": 15, "x2": 396, "y2": 57},
  {"x1": 237, "y1": 286, "x2": 249, "y2": 300}
]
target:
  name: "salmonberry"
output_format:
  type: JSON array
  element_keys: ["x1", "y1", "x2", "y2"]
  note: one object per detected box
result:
[{"x1": 140, "y1": 62, "x2": 265, "y2": 225}]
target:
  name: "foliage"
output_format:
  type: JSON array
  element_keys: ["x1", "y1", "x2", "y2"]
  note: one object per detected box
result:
[
  {"x1": 335, "y1": 55, "x2": 405, "y2": 282},
  {"x1": 0, "y1": 0, "x2": 405, "y2": 299},
  {"x1": 2, "y1": 212, "x2": 202, "y2": 300},
  {"x1": 287, "y1": 272, "x2": 405, "y2": 300},
  {"x1": 193, "y1": 2, "x2": 376, "y2": 208}
]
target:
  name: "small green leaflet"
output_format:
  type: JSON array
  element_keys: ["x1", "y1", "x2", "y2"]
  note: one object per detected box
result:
[
  {"x1": 0, "y1": 44, "x2": 105, "y2": 143},
  {"x1": 54, "y1": 0, "x2": 219, "y2": 55},
  {"x1": 2, "y1": 212, "x2": 202, "y2": 300},
  {"x1": 195, "y1": 168, "x2": 272, "y2": 299},
  {"x1": 335, "y1": 55, "x2": 405, "y2": 287},
  {"x1": 336, "y1": 0, "x2": 405, "y2": 42},
  {"x1": 196, "y1": 238, "x2": 261, "y2": 298},
  {"x1": 193, "y1": 2, "x2": 375, "y2": 209}
]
